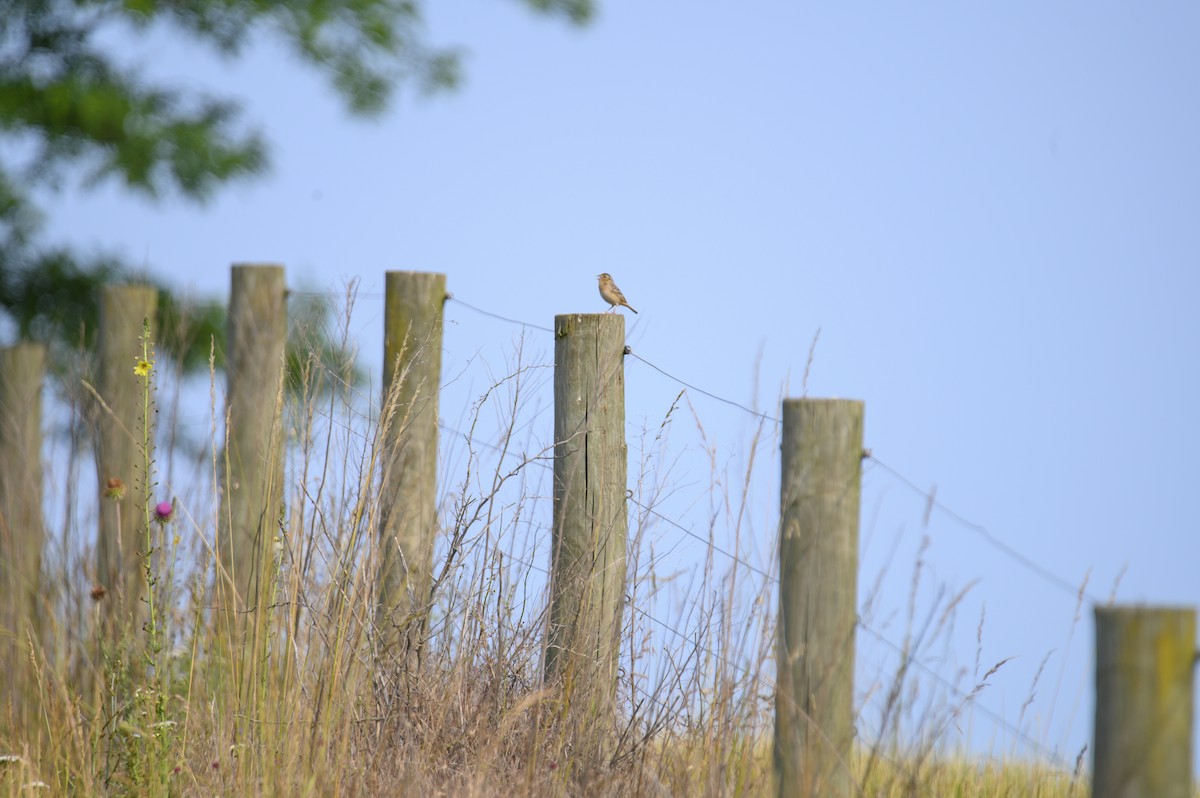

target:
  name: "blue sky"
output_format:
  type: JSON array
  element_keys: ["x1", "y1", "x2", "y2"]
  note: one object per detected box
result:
[{"x1": 41, "y1": 1, "x2": 1200, "y2": 766}]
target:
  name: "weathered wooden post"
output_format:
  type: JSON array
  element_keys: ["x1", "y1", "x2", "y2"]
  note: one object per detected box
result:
[
  {"x1": 377, "y1": 270, "x2": 445, "y2": 657},
  {"x1": 1093, "y1": 605, "x2": 1195, "y2": 798},
  {"x1": 545, "y1": 313, "x2": 629, "y2": 754},
  {"x1": 95, "y1": 284, "x2": 158, "y2": 628},
  {"x1": 775, "y1": 398, "x2": 862, "y2": 798},
  {"x1": 0, "y1": 343, "x2": 47, "y2": 652},
  {"x1": 218, "y1": 265, "x2": 287, "y2": 639}
]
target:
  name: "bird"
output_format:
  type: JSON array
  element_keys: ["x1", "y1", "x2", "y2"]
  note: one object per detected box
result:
[{"x1": 597, "y1": 273, "x2": 638, "y2": 314}]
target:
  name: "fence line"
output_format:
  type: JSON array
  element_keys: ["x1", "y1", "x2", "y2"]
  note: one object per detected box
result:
[{"x1": 285, "y1": 290, "x2": 1116, "y2": 745}]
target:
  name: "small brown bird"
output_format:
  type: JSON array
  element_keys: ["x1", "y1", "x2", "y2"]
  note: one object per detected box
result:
[{"x1": 597, "y1": 273, "x2": 638, "y2": 314}]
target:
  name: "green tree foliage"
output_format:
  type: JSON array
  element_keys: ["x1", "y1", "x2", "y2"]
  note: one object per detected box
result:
[{"x1": 0, "y1": 0, "x2": 594, "y2": 370}]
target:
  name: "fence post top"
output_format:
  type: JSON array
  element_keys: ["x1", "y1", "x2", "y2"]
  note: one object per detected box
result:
[
  {"x1": 553, "y1": 313, "x2": 627, "y2": 325},
  {"x1": 230, "y1": 263, "x2": 285, "y2": 272},
  {"x1": 384, "y1": 270, "x2": 447, "y2": 278},
  {"x1": 1094, "y1": 604, "x2": 1197, "y2": 619},
  {"x1": 781, "y1": 397, "x2": 864, "y2": 408}
]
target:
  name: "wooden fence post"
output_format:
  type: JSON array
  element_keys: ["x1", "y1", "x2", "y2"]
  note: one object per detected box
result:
[
  {"x1": 775, "y1": 398, "x2": 862, "y2": 798},
  {"x1": 545, "y1": 313, "x2": 629, "y2": 754},
  {"x1": 377, "y1": 270, "x2": 445, "y2": 656},
  {"x1": 95, "y1": 284, "x2": 158, "y2": 629},
  {"x1": 218, "y1": 264, "x2": 287, "y2": 640},
  {"x1": 1093, "y1": 605, "x2": 1195, "y2": 798},
  {"x1": 0, "y1": 343, "x2": 47, "y2": 660}
]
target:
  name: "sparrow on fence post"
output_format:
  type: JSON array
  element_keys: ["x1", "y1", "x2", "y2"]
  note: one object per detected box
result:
[{"x1": 597, "y1": 273, "x2": 637, "y2": 314}]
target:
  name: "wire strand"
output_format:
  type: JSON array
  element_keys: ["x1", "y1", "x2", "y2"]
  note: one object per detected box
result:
[
  {"x1": 866, "y1": 456, "x2": 1101, "y2": 606},
  {"x1": 628, "y1": 352, "x2": 781, "y2": 423},
  {"x1": 447, "y1": 296, "x2": 555, "y2": 333}
]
